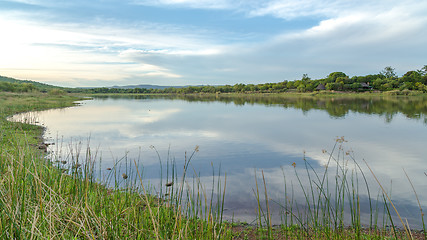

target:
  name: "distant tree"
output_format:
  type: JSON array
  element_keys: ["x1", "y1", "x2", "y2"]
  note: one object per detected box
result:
[
  {"x1": 233, "y1": 83, "x2": 245, "y2": 92},
  {"x1": 400, "y1": 82, "x2": 415, "y2": 90},
  {"x1": 133, "y1": 88, "x2": 146, "y2": 93},
  {"x1": 297, "y1": 84, "x2": 306, "y2": 92},
  {"x1": 372, "y1": 78, "x2": 387, "y2": 90},
  {"x1": 305, "y1": 82, "x2": 316, "y2": 91},
  {"x1": 48, "y1": 88, "x2": 66, "y2": 95},
  {"x1": 272, "y1": 82, "x2": 286, "y2": 92},
  {"x1": 301, "y1": 74, "x2": 311, "y2": 83},
  {"x1": 327, "y1": 72, "x2": 347, "y2": 83},
  {"x1": 351, "y1": 82, "x2": 362, "y2": 91},
  {"x1": 336, "y1": 76, "x2": 351, "y2": 84},
  {"x1": 325, "y1": 83, "x2": 335, "y2": 91},
  {"x1": 286, "y1": 81, "x2": 295, "y2": 89},
  {"x1": 259, "y1": 84, "x2": 269, "y2": 91},
  {"x1": 19, "y1": 83, "x2": 35, "y2": 92},
  {"x1": 201, "y1": 85, "x2": 216, "y2": 93},
  {"x1": 415, "y1": 82, "x2": 427, "y2": 92},
  {"x1": 417, "y1": 65, "x2": 427, "y2": 76},
  {"x1": 218, "y1": 85, "x2": 233, "y2": 93},
  {"x1": 242, "y1": 84, "x2": 253, "y2": 92},
  {"x1": 401, "y1": 71, "x2": 422, "y2": 83},
  {"x1": 380, "y1": 66, "x2": 397, "y2": 79}
]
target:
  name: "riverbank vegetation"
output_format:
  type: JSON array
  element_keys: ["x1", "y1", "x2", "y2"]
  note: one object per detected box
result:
[
  {"x1": 1, "y1": 92, "x2": 426, "y2": 239},
  {"x1": 0, "y1": 92, "x2": 232, "y2": 239},
  {"x1": 2, "y1": 66, "x2": 427, "y2": 95},
  {"x1": 86, "y1": 65, "x2": 427, "y2": 94},
  {"x1": 0, "y1": 75, "x2": 62, "y2": 93}
]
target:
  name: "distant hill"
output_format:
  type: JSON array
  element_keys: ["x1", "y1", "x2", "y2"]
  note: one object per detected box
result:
[
  {"x1": 0, "y1": 75, "x2": 205, "y2": 93},
  {"x1": 0, "y1": 75, "x2": 63, "y2": 92},
  {"x1": 0, "y1": 75, "x2": 204, "y2": 92}
]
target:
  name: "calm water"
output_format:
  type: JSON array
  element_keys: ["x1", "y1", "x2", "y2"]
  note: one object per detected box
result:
[{"x1": 11, "y1": 95, "x2": 427, "y2": 227}]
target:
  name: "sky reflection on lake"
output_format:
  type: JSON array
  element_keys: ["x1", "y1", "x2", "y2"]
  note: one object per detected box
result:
[{"x1": 11, "y1": 95, "x2": 427, "y2": 228}]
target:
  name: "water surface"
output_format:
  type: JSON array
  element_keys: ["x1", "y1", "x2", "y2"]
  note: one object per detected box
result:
[{"x1": 12, "y1": 95, "x2": 427, "y2": 227}]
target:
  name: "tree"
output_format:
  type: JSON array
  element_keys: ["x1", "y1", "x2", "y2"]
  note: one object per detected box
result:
[
  {"x1": 326, "y1": 83, "x2": 337, "y2": 91},
  {"x1": 380, "y1": 66, "x2": 397, "y2": 79},
  {"x1": 297, "y1": 84, "x2": 306, "y2": 92},
  {"x1": 415, "y1": 82, "x2": 427, "y2": 92},
  {"x1": 218, "y1": 85, "x2": 232, "y2": 93},
  {"x1": 301, "y1": 74, "x2": 311, "y2": 83},
  {"x1": 327, "y1": 72, "x2": 347, "y2": 83},
  {"x1": 401, "y1": 71, "x2": 422, "y2": 83},
  {"x1": 351, "y1": 82, "x2": 362, "y2": 91},
  {"x1": 233, "y1": 83, "x2": 245, "y2": 92},
  {"x1": 418, "y1": 65, "x2": 427, "y2": 76},
  {"x1": 286, "y1": 81, "x2": 295, "y2": 89},
  {"x1": 372, "y1": 78, "x2": 387, "y2": 90},
  {"x1": 400, "y1": 82, "x2": 415, "y2": 90}
]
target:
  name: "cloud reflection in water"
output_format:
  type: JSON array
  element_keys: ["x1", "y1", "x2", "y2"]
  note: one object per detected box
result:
[{"x1": 11, "y1": 95, "x2": 427, "y2": 228}]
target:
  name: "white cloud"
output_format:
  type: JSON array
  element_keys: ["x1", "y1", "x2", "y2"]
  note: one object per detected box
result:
[
  {"x1": 120, "y1": 48, "x2": 222, "y2": 58},
  {"x1": 249, "y1": 0, "x2": 338, "y2": 19},
  {"x1": 122, "y1": 0, "x2": 427, "y2": 80},
  {"x1": 0, "y1": 12, "x2": 225, "y2": 86},
  {"x1": 4, "y1": 0, "x2": 40, "y2": 4},
  {"x1": 131, "y1": 0, "x2": 233, "y2": 9},
  {"x1": 1, "y1": 0, "x2": 427, "y2": 86}
]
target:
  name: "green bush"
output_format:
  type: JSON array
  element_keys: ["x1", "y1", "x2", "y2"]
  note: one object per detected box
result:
[{"x1": 48, "y1": 88, "x2": 66, "y2": 96}]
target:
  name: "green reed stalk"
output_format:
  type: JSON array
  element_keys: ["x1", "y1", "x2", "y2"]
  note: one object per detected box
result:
[
  {"x1": 404, "y1": 168, "x2": 426, "y2": 240},
  {"x1": 261, "y1": 170, "x2": 272, "y2": 239},
  {"x1": 1, "y1": 93, "x2": 232, "y2": 239},
  {"x1": 364, "y1": 159, "x2": 410, "y2": 239}
]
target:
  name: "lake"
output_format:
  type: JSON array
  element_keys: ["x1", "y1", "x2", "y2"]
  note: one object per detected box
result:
[{"x1": 11, "y1": 94, "x2": 427, "y2": 228}]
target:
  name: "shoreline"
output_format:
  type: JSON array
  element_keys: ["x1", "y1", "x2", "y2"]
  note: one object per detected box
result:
[
  {"x1": 86, "y1": 90, "x2": 427, "y2": 98},
  {"x1": 1, "y1": 91, "x2": 426, "y2": 239}
]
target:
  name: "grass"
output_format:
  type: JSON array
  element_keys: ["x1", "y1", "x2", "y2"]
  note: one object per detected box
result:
[
  {"x1": 248, "y1": 137, "x2": 426, "y2": 239},
  {"x1": 1, "y1": 91, "x2": 425, "y2": 239},
  {"x1": 0, "y1": 92, "x2": 232, "y2": 239}
]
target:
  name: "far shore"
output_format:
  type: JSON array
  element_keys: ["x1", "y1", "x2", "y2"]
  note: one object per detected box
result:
[{"x1": 85, "y1": 89, "x2": 427, "y2": 98}]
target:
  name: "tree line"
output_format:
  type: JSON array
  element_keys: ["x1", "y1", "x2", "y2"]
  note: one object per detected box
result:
[
  {"x1": 86, "y1": 66, "x2": 427, "y2": 94},
  {"x1": 2, "y1": 66, "x2": 427, "y2": 94},
  {"x1": 0, "y1": 75, "x2": 60, "y2": 93}
]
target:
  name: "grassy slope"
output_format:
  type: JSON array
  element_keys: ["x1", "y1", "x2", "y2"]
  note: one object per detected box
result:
[{"x1": 0, "y1": 75, "x2": 61, "y2": 91}]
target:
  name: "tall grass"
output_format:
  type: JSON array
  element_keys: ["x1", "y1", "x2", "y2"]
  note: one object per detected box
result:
[
  {"x1": 0, "y1": 92, "x2": 232, "y2": 239},
  {"x1": 1, "y1": 133, "x2": 231, "y2": 239},
  {"x1": 252, "y1": 137, "x2": 426, "y2": 239},
  {"x1": 2, "y1": 92, "x2": 425, "y2": 239}
]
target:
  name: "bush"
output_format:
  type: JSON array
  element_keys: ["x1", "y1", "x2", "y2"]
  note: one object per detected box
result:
[{"x1": 48, "y1": 88, "x2": 66, "y2": 96}]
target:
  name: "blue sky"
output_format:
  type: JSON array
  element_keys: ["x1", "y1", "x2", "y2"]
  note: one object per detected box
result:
[{"x1": 0, "y1": 0, "x2": 426, "y2": 87}]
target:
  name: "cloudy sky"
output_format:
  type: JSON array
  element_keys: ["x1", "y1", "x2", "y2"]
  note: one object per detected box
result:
[{"x1": 0, "y1": 0, "x2": 426, "y2": 87}]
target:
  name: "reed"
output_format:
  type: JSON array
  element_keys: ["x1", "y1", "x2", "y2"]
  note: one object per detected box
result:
[
  {"x1": 0, "y1": 92, "x2": 232, "y2": 239},
  {"x1": 2, "y1": 92, "x2": 425, "y2": 239},
  {"x1": 251, "y1": 137, "x2": 426, "y2": 239}
]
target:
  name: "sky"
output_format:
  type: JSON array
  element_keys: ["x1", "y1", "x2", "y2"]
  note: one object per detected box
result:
[{"x1": 0, "y1": 0, "x2": 426, "y2": 87}]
